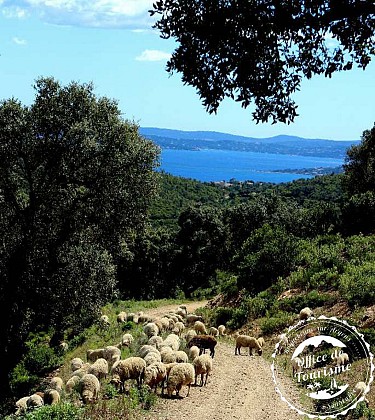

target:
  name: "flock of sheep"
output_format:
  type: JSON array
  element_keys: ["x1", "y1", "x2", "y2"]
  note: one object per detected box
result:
[{"x1": 13, "y1": 304, "x2": 368, "y2": 415}]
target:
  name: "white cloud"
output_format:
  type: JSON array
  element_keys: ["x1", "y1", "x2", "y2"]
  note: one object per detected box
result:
[
  {"x1": 2, "y1": 6, "x2": 28, "y2": 18},
  {"x1": 135, "y1": 49, "x2": 171, "y2": 62},
  {"x1": 2, "y1": 0, "x2": 156, "y2": 29},
  {"x1": 12, "y1": 36, "x2": 27, "y2": 45}
]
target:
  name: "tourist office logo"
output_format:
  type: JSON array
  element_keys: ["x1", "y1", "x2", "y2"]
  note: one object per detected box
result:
[{"x1": 271, "y1": 316, "x2": 373, "y2": 418}]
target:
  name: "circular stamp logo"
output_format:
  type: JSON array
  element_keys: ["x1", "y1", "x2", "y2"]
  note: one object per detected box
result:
[{"x1": 271, "y1": 316, "x2": 374, "y2": 418}]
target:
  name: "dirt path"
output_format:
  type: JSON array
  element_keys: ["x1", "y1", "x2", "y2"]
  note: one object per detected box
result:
[{"x1": 138, "y1": 301, "x2": 300, "y2": 420}]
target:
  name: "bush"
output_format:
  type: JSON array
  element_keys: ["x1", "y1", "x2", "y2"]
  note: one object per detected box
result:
[
  {"x1": 276, "y1": 290, "x2": 334, "y2": 313},
  {"x1": 226, "y1": 307, "x2": 248, "y2": 330},
  {"x1": 339, "y1": 261, "x2": 375, "y2": 307},
  {"x1": 12, "y1": 402, "x2": 83, "y2": 419},
  {"x1": 260, "y1": 312, "x2": 293, "y2": 335},
  {"x1": 8, "y1": 362, "x2": 39, "y2": 396}
]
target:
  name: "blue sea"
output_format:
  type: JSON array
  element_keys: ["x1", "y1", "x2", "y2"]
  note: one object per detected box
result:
[{"x1": 160, "y1": 149, "x2": 343, "y2": 183}]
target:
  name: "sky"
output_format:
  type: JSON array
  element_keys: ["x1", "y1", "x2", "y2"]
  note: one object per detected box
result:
[{"x1": 0, "y1": 0, "x2": 374, "y2": 141}]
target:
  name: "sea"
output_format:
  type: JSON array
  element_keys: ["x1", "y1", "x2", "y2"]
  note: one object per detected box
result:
[{"x1": 159, "y1": 149, "x2": 343, "y2": 183}]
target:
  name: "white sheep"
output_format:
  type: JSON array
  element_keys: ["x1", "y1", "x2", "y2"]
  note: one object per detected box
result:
[
  {"x1": 143, "y1": 322, "x2": 159, "y2": 338},
  {"x1": 186, "y1": 314, "x2": 203, "y2": 325},
  {"x1": 110, "y1": 357, "x2": 146, "y2": 392},
  {"x1": 148, "y1": 335, "x2": 163, "y2": 349},
  {"x1": 189, "y1": 345, "x2": 200, "y2": 361},
  {"x1": 218, "y1": 325, "x2": 226, "y2": 336},
  {"x1": 292, "y1": 356, "x2": 303, "y2": 376},
  {"x1": 71, "y1": 357, "x2": 84, "y2": 372},
  {"x1": 44, "y1": 389, "x2": 60, "y2": 405},
  {"x1": 209, "y1": 327, "x2": 219, "y2": 337},
  {"x1": 122, "y1": 333, "x2": 134, "y2": 347},
  {"x1": 185, "y1": 329, "x2": 197, "y2": 343},
  {"x1": 59, "y1": 341, "x2": 69, "y2": 352},
  {"x1": 160, "y1": 317, "x2": 172, "y2": 331},
  {"x1": 70, "y1": 363, "x2": 90, "y2": 378},
  {"x1": 15, "y1": 396, "x2": 30, "y2": 415},
  {"x1": 50, "y1": 376, "x2": 63, "y2": 393},
  {"x1": 79, "y1": 373, "x2": 100, "y2": 404},
  {"x1": 175, "y1": 350, "x2": 189, "y2": 363},
  {"x1": 163, "y1": 333, "x2": 180, "y2": 351},
  {"x1": 257, "y1": 337, "x2": 265, "y2": 348},
  {"x1": 66, "y1": 375, "x2": 81, "y2": 394},
  {"x1": 235, "y1": 335, "x2": 262, "y2": 356},
  {"x1": 144, "y1": 362, "x2": 167, "y2": 392},
  {"x1": 167, "y1": 363, "x2": 195, "y2": 398},
  {"x1": 299, "y1": 307, "x2": 313, "y2": 320},
  {"x1": 353, "y1": 381, "x2": 368, "y2": 401},
  {"x1": 127, "y1": 312, "x2": 135, "y2": 321},
  {"x1": 117, "y1": 311, "x2": 127, "y2": 323},
  {"x1": 193, "y1": 353, "x2": 212, "y2": 386},
  {"x1": 103, "y1": 345, "x2": 121, "y2": 368},
  {"x1": 176, "y1": 307, "x2": 187, "y2": 318},
  {"x1": 87, "y1": 348, "x2": 105, "y2": 362},
  {"x1": 334, "y1": 352, "x2": 350, "y2": 368},
  {"x1": 144, "y1": 351, "x2": 162, "y2": 366},
  {"x1": 139, "y1": 345, "x2": 161, "y2": 358},
  {"x1": 88, "y1": 358, "x2": 109, "y2": 380},
  {"x1": 277, "y1": 333, "x2": 289, "y2": 354},
  {"x1": 161, "y1": 347, "x2": 177, "y2": 363},
  {"x1": 194, "y1": 321, "x2": 207, "y2": 335},
  {"x1": 172, "y1": 321, "x2": 185, "y2": 336},
  {"x1": 26, "y1": 394, "x2": 44, "y2": 410},
  {"x1": 99, "y1": 314, "x2": 110, "y2": 328}
]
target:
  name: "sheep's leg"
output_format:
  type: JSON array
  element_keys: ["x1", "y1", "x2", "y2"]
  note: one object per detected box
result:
[
  {"x1": 187, "y1": 384, "x2": 191, "y2": 397},
  {"x1": 201, "y1": 373, "x2": 204, "y2": 387}
]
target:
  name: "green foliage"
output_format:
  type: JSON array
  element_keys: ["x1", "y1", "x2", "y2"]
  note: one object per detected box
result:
[
  {"x1": 348, "y1": 402, "x2": 375, "y2": 420},
  {"x1": 361, "y1": 328, "x2": 375, "y2": 349},
  {"x1": 8, "y1": 362, "x2": 39, "y2": 396},
  {"x1": 260, "y1": 312, "x2": 293, "y2": 335},
  {"x1": 128, "y1": 385, "x2": 157, "y2": 410},
  {"x1": 276, "y1": 291, "x2": 334, "y2": 313},
  {"x1": 11, "y1": 403, "x2": 83, "y2": 419},
  {"x1": 339, "y1": 261, "x2": 375, "y2": 307}
]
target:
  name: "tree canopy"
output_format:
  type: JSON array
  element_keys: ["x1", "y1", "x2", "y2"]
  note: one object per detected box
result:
[
  {"x1": 151, "y1": 0, "x2": 375, "y2": 124},
  {"x1": 0, "y1": 77, "x2": 159, "y2": 385}
]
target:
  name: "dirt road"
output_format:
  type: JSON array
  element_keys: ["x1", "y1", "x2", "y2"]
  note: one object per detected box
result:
[{"x1": 140, "y1": 301, "x2": 301, "y2": 420}]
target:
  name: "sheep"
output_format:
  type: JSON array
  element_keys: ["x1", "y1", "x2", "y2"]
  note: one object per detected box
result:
[
  {"x1": 176, "y1": 307, "x2": 187, "y2": 318},
  {"x1": 44, "y1": 389, "x2": 60, "y2": 405},
  {"x1": 71, "y1": 357, "x2": 84, "y2": 372},
  {"x1": 189, "y1": 345, "x2": 200, "y2": 361},
  {"x1": 99, "y1": 314, "x2": 110, "y2": 328},
  {"x1": 172, "y1": 321, "x2": 185, "y2": 336},
  {"x1": 175, "y1": 350, "x2": 189, "y2": 363},
  {"x1": 103, "y1": 345, "x2": 121, "y2": 368},
  {"x1": 139, "y1": 345, "x2": 161, "y2": 358},
  {"x1": 188, "y1": 335, "x2": 217, "y2": 358},
  {"x1": 79, "y1": 373, "x2": 100, "y2": 404},
  {"x1": 87, "y1": 348, "x2": 105, "y2": 362},
  {"x1": 161, "y1": 347, "x2": 177, "y2": 363},
  {"x1": 209, "y1": 327, "x2": 219, "y2": 337},
  {"x1": 70, "y1": 363, "x2": 90, "y2": 378},
  {"x1": 139, "y1": 314, "x2": 153, "y2": 323},
  {"x1": 160, "y1": 317, "x2": 172, "y2": 331},
  {"x1": 334, "y1": 352, "x2": 350, "y2": 368},
  {"x1": 26, "y1": 394, "x2": 44, "y2": 410},
  {"x1": 110, "y1": 357, "x2": 146, "y2": 392},
  {"x1": 185, "y1": 329, "x2": 197, "y2": 343},
  {"x1": 277, "y1": 333, "x2": 289, "y2": 354},
  {"x1": 292, "y1": 356, "x2": 303, "y2": 376},
  {"x1": 15, "y1": 396, "x2": 29, "y2": 416},
  {"x1": 148, "y1": 335, "x2": 163, "y2": 349},
  {"x1": 235, "y1": 335, "x2": 262, "y2": 356},
  {"x1": 59, "y1": 341, "x2": 69, "y2": 352},
  {"x1": 163, "y1": 333, "x2": 180, "y2": 351},
  {"x1": 117, "y1": 311, "x2": 127, "y2": 323},
  {"x1": 299, "y1": 307, "x2": 314, "y2": 320},
  {"x1": 144, "y1": 362, "x2": 167, "y2": 392},
  {"x1": 353, "y1": 381, "x2": 368, "y2": 399},
  {"x1": 144, "y1": 351, "x2": 162, "y2": 366},
  {"x1": 186, "y1": 314, "x2": 203, "y2": 325},
  {"x1": 193, "y1": 354, "x2": 213, "y2": 386},
  {"x1": 218, "y1": 325, "x2": 226, "y2": 336},
  {"x1": 66, "y1": 375, "x2": 81, "y2": 394},
  {"x1": 88, "y1": 358, "x2": 109, "y2": 381},
  {"x1": 194, "y1": 320, "x2": 207, "y2": 335},
  {"x1": 50, "y1": 376, "x2": 63, "y2": 392},
  {"x1": 127, "y1": 312, "x2": 135, "y2": 321},
  {"x1": 122, "y1": 333, "x2": 134, "y2": 347},
  {"x1": 143, "y1": 322, "x2": 159, "y2": 338},
  {"x1": 167, "y1": 363, "x2": 195, "y2": 398},
  {"x1": 232, "y1": 332, "x2": 240, "y2": 339},
  {"x1": 257, "y1": 337, "x2": 265, "y2": 348}
]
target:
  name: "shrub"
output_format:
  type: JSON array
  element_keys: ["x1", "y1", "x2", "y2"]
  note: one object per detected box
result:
[
  {"x1": 226, "y1": 308, "x2": 248, "y2": 330},
  {"x1": 14, "y1": 402, "x2": 83, "y2": 419},
  {"x1": 260, "y1": 312, "x2": 293, "y2": 335},
  {"x1": 8, "y1": 362, "x2": 39, "y2": 396}
]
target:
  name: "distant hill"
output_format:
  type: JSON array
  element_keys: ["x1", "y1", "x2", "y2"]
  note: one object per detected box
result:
[{"x1": 140, "y1": 127, "x2": 359, "y2": 159}]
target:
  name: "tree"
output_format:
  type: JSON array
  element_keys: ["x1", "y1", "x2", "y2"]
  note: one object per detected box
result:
[
  {"x1": 0, "y1": 77, "x2": 159, "y2": 389},
  {"x1": 343, "y1": 123, "x2": 375, "y2": 195},
  {"x1": 151, "y1": 1, "x2": 375, "y2": 124}
]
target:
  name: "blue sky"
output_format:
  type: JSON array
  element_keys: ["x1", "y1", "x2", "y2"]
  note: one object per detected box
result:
[{"x1": 1, "y1": 0, "x2": 374, "y2": 141}]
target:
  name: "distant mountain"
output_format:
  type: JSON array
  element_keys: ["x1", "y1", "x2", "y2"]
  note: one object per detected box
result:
[{"x1": 140, "y1": 127, "x2": 359, "y2": 159}]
